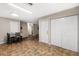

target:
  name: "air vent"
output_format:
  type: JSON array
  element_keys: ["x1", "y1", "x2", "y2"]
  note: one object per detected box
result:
[{"x1": 28, "y1": 3, "x2": 33, "y2": 6}]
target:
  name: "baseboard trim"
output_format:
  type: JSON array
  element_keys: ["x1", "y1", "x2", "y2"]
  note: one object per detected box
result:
[
  {"x1": 22, "y1": 37, "x2": 28, "y2": 39},
  {"x1": 0, "y1": 41, "x2": 5, "y2": 44}
]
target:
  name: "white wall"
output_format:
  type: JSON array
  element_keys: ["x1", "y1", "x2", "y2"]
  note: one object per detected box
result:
[
  {"x1": 10, "y1": 21, "x2": 20, "y2": 33},
  {"x1": 0, "y1": 18, "x2": 20, "y2": 44},
  {"x1": 0, "y1": 18, "x2": 10, "y2": 44}
]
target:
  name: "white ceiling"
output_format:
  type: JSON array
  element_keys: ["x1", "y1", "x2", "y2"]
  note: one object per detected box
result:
[{"x1": 0, "y1": 3, "x2": 79, "y2": 23}]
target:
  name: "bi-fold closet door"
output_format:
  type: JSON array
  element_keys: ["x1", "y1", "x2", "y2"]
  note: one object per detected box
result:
[
  {"x1": 39, "y1": 15, "x2": 78, "y2": 52},
  {"x1": 51, "y1": 15, "x2": 78, "y2": 51},
  {"x1": 39, "y1": 18, "x2": 50, "y2": 44},
  {"x1": 51, "y1": 18, "x2": 63, "y2": 47}
]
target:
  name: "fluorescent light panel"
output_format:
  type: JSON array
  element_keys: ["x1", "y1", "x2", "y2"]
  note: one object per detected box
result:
[
  {"x1": 11, "y1": 13, "x2": 19, "y2": 17},
  {"x1": 8, "y1": 3, "x2": 32, "y2": 14}
]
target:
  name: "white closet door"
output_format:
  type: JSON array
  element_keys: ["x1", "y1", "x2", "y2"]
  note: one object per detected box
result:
[
  {"x1": 39, "y1": 19, "x2": 49, "y2": 44},
  {"x1": 62, "y1": 15, "x2": 78, "y2": 51},
  {"x1": 51, "y1": 19, "x2": 63, "y2": 47}
]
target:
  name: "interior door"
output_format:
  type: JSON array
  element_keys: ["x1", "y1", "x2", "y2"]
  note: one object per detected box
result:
[
  {"x1": 21, "y1": 23, "x2": 28, "y2": 38},
  {"x1": 39, "y1": 19, "x2": 49, "y2": 44}
]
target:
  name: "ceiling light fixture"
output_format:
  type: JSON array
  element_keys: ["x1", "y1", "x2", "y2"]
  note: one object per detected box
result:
[
  {"x1": 11, "y1": 13, "x2": 19, "y2": 17},
  {"x1": 8, "y1": 3, "x2": 32, "y2": 14}
]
